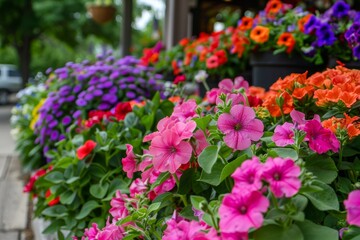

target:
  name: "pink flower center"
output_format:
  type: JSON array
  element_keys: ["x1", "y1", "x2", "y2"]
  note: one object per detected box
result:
[
  {"x1": 234, "y1": 123, "x2": 242, "y2": 131},
  {"x1": 248, "y1": 175, "x2": 255, "y2": 184},
  {"x1": 239, "y1": 205, "x2": 247, "y2": 214},
  {"x1": 273, "y1": 172, "x2": 281, "y2": 181},
  {"x1": 170, "y1": 146, "x2": 177, "y2": 153}
]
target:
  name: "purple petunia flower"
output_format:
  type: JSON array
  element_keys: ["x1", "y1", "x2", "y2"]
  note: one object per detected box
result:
[
  {"x1": 50, "y1": 130, "x2": 59, "y2": 141},
  {"x1": 93, "y1": 89, "x2": 103, "y2": 97},
  {"x1": 126, "y1": 91, "x2": 136, "y2": 99},
  {"x1": 331, "y1": 0, "x2": 350, "y2": 19},
  {"x1": 73, "y1": 110, "x2": 82, "y2": 119},
  {"x1": 76, "y1": 99, "x2": 87, "y2": 107}
]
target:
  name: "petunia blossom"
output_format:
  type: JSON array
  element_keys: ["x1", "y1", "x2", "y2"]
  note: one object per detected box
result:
[
  {"x1": 272, "y1": 122, "x2": 295, "y2": 147},
  {"x1": 171, "y1": 99, "x2": 199, "y2": 122},
  {"x1": 149, "y1": 130, "x2": 192, "y2": 173},
  {"x1": 121, "y1": 144, "x2": 137, "y2": 179},
  {"x1": 219, "y1": 190, "x2": 269, "y2": 233},
  {"x1": 109, "y1": 190, "x2": 130, "y2": 221},
  {"x1": 163, "y1": 219, "x2": 218, "y2": 240},
  {"x1": 232, "y1": 156, "x2": 263, "y2": 193},
  {"x1": 218, "y1": 104, "x2": 264, "y2": 150},
  {"x1": 304, "y1": 119, "x2": 340, "y2": 154},
  {"x1": 77, "y1": 140, "x2": 97, "y2": 160},
  {"x1": 344, "y1": 190, "x2": 360, "y2": 227},
  {"x1": 262, "y1": 157, "x2": 301, "y2": 198}
]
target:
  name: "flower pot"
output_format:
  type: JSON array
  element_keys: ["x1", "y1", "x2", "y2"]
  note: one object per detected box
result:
[
  {"x1": 328, "y1": 58, "x2": 360, "y2": 69},
  {"x1": 87, "y1": 5, "x2": 116, "y2": 24},
  {"x1": 250, "y1": 51, "x2": 327, "y2": 89}
]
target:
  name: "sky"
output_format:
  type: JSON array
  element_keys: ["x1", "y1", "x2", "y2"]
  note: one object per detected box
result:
[{"x1": 135, "y1": 0, "x2": 165, "y2": 29}]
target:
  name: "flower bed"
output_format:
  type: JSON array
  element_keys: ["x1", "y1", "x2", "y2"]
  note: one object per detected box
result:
[{"x1": 16, "y1": 63, "x2": 360, "y2": 239}]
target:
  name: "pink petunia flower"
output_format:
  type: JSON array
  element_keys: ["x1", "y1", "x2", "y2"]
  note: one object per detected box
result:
[
  {"x1": 163, "y1": 219, "x2": 219, "y2": 240},
  {"x1": 171, "y1": 99, "x2": 199, "y2": 122},
  {"x1": 129, "y1": 178, "x2": 148, "y2": 197},
  {"x1": 206, "y1": 88, "x2": 219, "y2": 104},
  {"x1": 344, "y1": 190, "x2": 360, "y2": 227},
  {"x1": 221, "y1": 231, "x2": 248, "y2": 240},
  {"x1": 83, "y1": 223, "x2": 100, "y2": 240},
  {"x1": 121, "y1": 144, "x2": 137, "y2": 179},
  {"x1": 97, "y1": 223, "x2": 125, "y2": 240},
  {"x1": 218, "y1": 105, "x2": 264, "y2": 150},
  {"x1": 219, "y1": 190, "x2": 269, "y2": 233},
  {"x1": 262, "y1": 157, "x2": 301, "y2": 198},
  {"x1": 193, "y1": 130, "x2": 209, "y2": 155},
  {"x1": 149, "y1": 129, "x2": 193, "y2": 173},
  {"x1": 232, "y1": 156, "x2": 264, "y2": 193},
  {"x1": 109, "y1": 190, "x2": 130, "y2": 221},
  {"x1": 304, "y1": 119, "x2": 340, "y2": 154},
  {"x1": 272, "y1": 122, "x2": 295, "y2": 147}
]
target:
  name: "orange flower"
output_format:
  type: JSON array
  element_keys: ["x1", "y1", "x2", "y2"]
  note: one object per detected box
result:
[
  {"x1": 292, "y1": 85, "x2": 314, "y2": 99},
  {"x1": 322, "y1": 114, "x2": 360, "y2": 139},
  {"x1": 325, "y1": 86, "x2": 341, "y2": 103},
  {"x1": 314, "y1": 89, "x2": 328, "y2": 107},
  {"x1": 248, "y1": 86, "x2": 266, "y2": 99},
  {"x1": 262, "y1": 91, "x2": 293, "y2": 117},
  {"x1": 239, "y1": 17, "x2": 253, "y2": 31},
  {"x1": 277, "y1": 32, "x2": 296, "y2": 54},
  {"x1": 339, "y1": 92, "x2": 357, "y2": 108},
  {"x1": 206, "y1": 55, "x2": 219, "y2": 69},
  {"x1": 168, "y1": 96, "x2": 181, "y2": 103},
  {"x1": 184, "y1": 52, "x2": 193, "y2": 66},
  {"x1": 265, "y1": 0, "x2": 282, "y2": 15},
  {"x1": 250, "y1": 26, "x2": 270, "y2": 43},
  {"x1": 199, "y1": 48, "x2": 209, "y2": 62},
  {"x1": 298, "y1": 14, "x2": 312, "y2": 32}
]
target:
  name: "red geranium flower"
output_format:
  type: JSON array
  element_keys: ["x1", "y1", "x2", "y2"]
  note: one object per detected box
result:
[
  {"x1": 115, "y1": 102, "x2": 132, "y2": 120},
  {"x1": 77, "y1": 140, "x2": 97, "y2": 160}
]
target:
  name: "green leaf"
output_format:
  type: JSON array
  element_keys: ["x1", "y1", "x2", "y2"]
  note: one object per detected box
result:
[
  {"x1": 150, "y1": 172, "x2": 170, "y2": 190},
  {"x1": 66, "y1": 176, "x2": 80, "y2": 184},
  {"x1": 42, "y1": 219, "x2": 64, "y2": 234},
  {"x1": 159, "y1": 100, "x2": 174, "y2": 116},
  {"x1": 124, "y1": 112, "x2": 138, "y2": 128},
  {"x1": 42, "y1": 205, "x2": 68, "y2": 217},
  {"x1": 302, "y1": 180, "x2": 339, "y2": 211},
  {"x1": 305, "y1": 156, "x2": 337, "y2": 184},
  {"x1": 147, "y1": 202, "x2": 161, "y2": 214},
  {"x1": 151, "y1": 92, "x2": 161, "y2": 111},
  {"x1": 254, "y1": 224, "x2": 304, "y2": 240},
  {"x1": 219, "y1": 154, "x2": 248, "y2": 182},
  {"x1": 343, "y1": 226, "x2": 360, "y2": 240},
  {"x1": 198, "y1": 145, "x2": 220, "y2": 174},
  {"x1": 198, "y1": 160, "x2": 226, "y2": 186},
  {"x1": 71, "y1": 134, "x2": 84, "y2": 146},
  {"x1": 190, "y1": 195, "x2": 207, "y2": 210},
  {"x1": 44, "y1": 171, "x2": 64, "y2": 184},
  {"x1": 90, "y1": 182, "x2": 109, "y2": 199},
  {"x1": 60, "y1": 190, "x2": 76, "y2": 205},
  {"x1": 76, "y1": 200, "x2": 100, "y2": 220},
  {"x1": 296, "y1": 220, "x2": 338, "y2": 240},
  {"x1": 140, "y1": 113, "x2": 155, "y2": 131},
  {"x1": 270, "y1": 148, "x2": 298, "y2": 160},
  {"x1": 194, "y1": 115, "x2": 212, "y2": 132},
  {"x1": 178, "y1": 168, "x2": 194, "y2": 194}
]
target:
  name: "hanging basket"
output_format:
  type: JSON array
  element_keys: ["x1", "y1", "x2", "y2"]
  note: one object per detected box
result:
[{"x1": 87, "y1": 5, "x2": 116, "y2": 24}]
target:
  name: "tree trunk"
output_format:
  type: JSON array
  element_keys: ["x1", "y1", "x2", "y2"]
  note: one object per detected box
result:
[{"x1": 16, "y1": 36, "x2": 32, "y2": 88}]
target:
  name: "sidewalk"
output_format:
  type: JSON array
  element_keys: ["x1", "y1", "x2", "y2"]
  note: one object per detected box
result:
[{"x1": 0, "y1": 105, "x2": 31, "y2": 240}]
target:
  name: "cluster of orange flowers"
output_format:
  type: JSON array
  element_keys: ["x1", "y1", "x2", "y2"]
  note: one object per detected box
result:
[
  {"x1": 255, "y1": 66, "x2": 360, "y2": 139},
  {"x1": 323, "y1": 114, "x2": 360, "y2": 139}
]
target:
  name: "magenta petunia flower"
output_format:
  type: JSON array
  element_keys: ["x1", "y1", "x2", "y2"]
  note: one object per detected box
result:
[
  {"x1": 219, "y1": 190, "x2": 269, "y2": 233},
  {"x1": 171, "y1": 99, "x2": 198, "y2": 121},
  {"x1": 262, "y1": 157, "x2": 301, "y2": 198},
  {"x1": 218, "y1": 105, "x2": 264, "y2": 150},
  {"x1": 304, "y1": 119, "x2": 340, "y2": 154},
  {"x1": 121, "y1": 144, "x2": 137, "y2": 179},
  {"x1": 163, "y1": 219, "x2": 219, "y2": 240},
  {"x1": 344, "y1": 190, "x2": 360, "y2": 227},
  {"x1": 149, "y1": 129, "x2": 193, "y2": 173},
  {"x1": 272, "y1": 122, "x2": 295, "y2": 147},
  {"x1": 109, "y1": 190, "x2": 130, "y2": 221},
  {"x1": 232, "y1": 156, "x2": 263, "y2": 192}
]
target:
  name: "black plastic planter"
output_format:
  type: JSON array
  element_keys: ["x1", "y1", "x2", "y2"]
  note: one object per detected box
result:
[{"x1": 250, "y1": 51, "x2": 326, "y2": 89}]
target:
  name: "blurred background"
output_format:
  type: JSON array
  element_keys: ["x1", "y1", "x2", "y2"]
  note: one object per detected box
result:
[{"x1": 0, "y1": 0, "x2": 359, "y2": 89}]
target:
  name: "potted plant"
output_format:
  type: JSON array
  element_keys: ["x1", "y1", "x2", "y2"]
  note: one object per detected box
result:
[{"x1": 87, "y1": 0, "x2": 116, "y2": 24}]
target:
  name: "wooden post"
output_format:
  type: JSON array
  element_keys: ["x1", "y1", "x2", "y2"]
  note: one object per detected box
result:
[
  {"x1": 164, "y1": 0, "x2": 189, "y2": 50},
  {"x1": 121, "y1": 0, "x2": 132, "y2": 56}
]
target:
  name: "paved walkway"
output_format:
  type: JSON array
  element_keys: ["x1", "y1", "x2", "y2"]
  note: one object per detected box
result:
[{"x1": 0, "y1": 105, "x2": 30, "y2": 240}]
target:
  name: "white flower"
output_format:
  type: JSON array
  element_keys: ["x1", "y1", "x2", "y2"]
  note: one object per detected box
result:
[{"x1": 194, "y1": 70, "x2": 208, "y2": 83}]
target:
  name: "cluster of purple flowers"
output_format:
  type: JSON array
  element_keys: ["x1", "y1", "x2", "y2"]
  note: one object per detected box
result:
[
  {"x1": 304, "y1": 1, "x2": 360, "y2": 58},
  {"x1": 35, "y1": 54, "x2": 165, "y2": 160},
  {"x1": 345, "y1": 23, "x2": 360, "y2": 59}
]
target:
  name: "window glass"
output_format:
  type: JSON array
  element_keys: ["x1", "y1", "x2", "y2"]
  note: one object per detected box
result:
[{"x1": 9, "y1": 69, "x2": 21, "y2": 77}]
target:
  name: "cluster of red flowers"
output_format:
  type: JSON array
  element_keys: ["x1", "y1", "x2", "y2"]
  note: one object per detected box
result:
[{"x1": 83, "y1": 102, "x2": 132, "y2": 128}]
